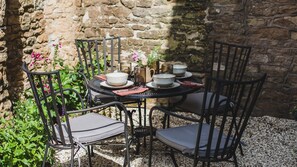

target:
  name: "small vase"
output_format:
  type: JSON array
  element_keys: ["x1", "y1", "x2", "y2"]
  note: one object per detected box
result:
[
  {"x1": 150, "y1": 61, "x2": 160, "y2": 74},
  {"x1": 134, "y1": 66, "x2": 155, "y2": 85}
]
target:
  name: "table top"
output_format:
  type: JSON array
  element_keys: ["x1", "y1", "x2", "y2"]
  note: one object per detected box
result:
[{"x1": 87, "y1": 79, "x2": 201, "y2": 99}]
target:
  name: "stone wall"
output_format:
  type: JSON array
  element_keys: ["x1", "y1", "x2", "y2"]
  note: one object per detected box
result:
[
  {"x1": 0, "y1": 0, "x2": 11, "y2": 119},
  {"x1": 78, "y1": 0, "x2": 208, "y2": 71},
  {"x1": 207, "y1": 0, "x2": 297, "y2": 118},
  {"x1": 1, "y1": 0, "x2": 297, "y2": 119}
]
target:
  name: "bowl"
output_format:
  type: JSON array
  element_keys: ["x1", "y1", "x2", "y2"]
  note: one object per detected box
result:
[
  {"x1": 173, "y1": 64, "x2": 187, "y2": 77},
  {"x1": 106, "y1": 72, "x2": 128, "y2": 86},
  {"x1": 153, "y1": 74, "x2": 175, "y2": 87}
]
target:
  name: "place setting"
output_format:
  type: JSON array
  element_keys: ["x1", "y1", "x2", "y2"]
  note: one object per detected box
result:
[
  {"x1": 172, "y1": 64, "x2": 192, "y2": 79},
  {"x1": 94, "y1": 71, "x2": 149, "y2": 96}
]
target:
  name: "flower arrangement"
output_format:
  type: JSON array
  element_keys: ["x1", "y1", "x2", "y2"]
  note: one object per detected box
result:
[
  {"x1": 131, "y1": 50, "x2": 147, "y2": 67},
  {"x1": 131, "y1": 47, "x2": 163, "y2": 68}
]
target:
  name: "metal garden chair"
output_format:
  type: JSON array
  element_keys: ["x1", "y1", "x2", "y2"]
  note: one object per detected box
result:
[
  {"x1": 149, "y1": 73, "x2": 266, "y2": 167},
  {"x1": 170, "y1": 41, "x2": 252, "y2": 115},
  {"x1": 22, "y1": 62, "x2": 131, "y2": 167},
  {"x1": 75, "y1": 36, "x2": 146, "y2": 153}
]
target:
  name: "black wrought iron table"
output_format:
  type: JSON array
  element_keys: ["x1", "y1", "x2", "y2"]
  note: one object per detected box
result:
[{"x1": 87, "y1": 79, "x2": 200, "y2": 99}]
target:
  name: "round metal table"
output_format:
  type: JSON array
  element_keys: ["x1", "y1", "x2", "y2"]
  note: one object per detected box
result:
[{"x1": 87, "y1": 79, "x2": 200, "y2": 99}]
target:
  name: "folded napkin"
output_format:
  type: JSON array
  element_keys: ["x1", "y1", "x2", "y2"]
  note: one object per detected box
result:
[
  {"x1": 113, "y1": 87, "x2": 149, "y2": 96},
  {"x1": 94, "y1": 74, "x2": 106, "y2": 81},
  {"x1": 177, "y1": 80, "x2": 204, "y2": 88}
]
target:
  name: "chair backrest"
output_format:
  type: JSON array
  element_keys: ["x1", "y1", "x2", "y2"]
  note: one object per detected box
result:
[
  {"x1": 22, "y1": 63, "x2": 75, "y2": 147},
  {"x1": 195, "y1": 73, "x2": 266, "y2": 161},
  {"x1": 209, "y1": 41, "x2": 251, "y2": 82},
  {"x1": 75, "y1": 36, "x2": 121, "y2": 80}
]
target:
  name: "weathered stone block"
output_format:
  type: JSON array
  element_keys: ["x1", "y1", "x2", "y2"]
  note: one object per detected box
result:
[
  {"x1": 85, "y1": 28, "x2": 97, "y2": 38},
  {"x1": 74, "y1": 0, "x2": 82, "y2": 7},
  {"x1": 23, "y1": 47, "x2": 33, "y2": 54},
  {"x1": 260, "y1": 65, "x2": 288, "y2": 77},
  {"x1": 121, "y1": 0, "x2": 135, "y2": 9},
  {"x1": 250, "y1": 27, "x2": 289, "y2": 40},
  {"x1": 286, "y1": 74, "x2": 297, "y2": 86},
  {"x1": 127, "y1": 38, "x2": 144, "y2": 46},
  {"x1": 112, "y1": 6, "x2": 131, "y2": 18},
  {"x1": 291, "y1": 31, "x2": 297, "y2": 40},
  {"x1": 138, "y1": 30, "x2": 168, "y2": 39},
  {"x1": 101, "y1": 0, "x2": 119, "y2": 5},
  {"x1": 273, "y1": 18, "x2": 296, "y2": 28},
  {"x1": 110, "y1": 28, "x2": 134, "y2": 37},
  {"x1": 26, "y1": 36, "x2": 36, "y2": 46},
  {"x1": 248, "y1": 18, "x2": 266, "y2": 27},
  {"x1": 32, "y1": 11, "x2": 44, "y2": 22},
  {"x1": 136, "y1": 0, "x2": 152, "y2": 8},
  {"x1": 149, "y1": 6, "x2": 172, "y2": 17},
  {"x1": 132, "y1": 7, "x2": 149, "y2": 18},
  {"x1": 131, "y1": 24, "x2": 147, "y2": 31}
]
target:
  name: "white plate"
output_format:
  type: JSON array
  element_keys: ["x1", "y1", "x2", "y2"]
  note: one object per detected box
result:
[
  {"x1": 176, "y1": 71, "x2": 193, "y2": 79},
  {"x1": 146, "y1": 82, "x2": 180, "y2": 90},
  {"x1": 100, "y1": 80, "x2": 134, "y2": 89}
]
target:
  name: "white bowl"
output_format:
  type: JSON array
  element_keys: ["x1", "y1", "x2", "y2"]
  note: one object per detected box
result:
[
  {"x1": 106, "y1": 72, "x2": 128, "y2": 86},
  {"x1": 153, "y1": 74, "x2": 175, "y2": 87},
  {"x1": 173, "y1": 64, "x2": 187, "y2": 77}
]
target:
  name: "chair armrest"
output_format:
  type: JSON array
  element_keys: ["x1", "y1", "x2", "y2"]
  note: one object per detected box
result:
[
  {"x1": 149, "y1": 105, "x2": 201, "y2": 124},
  {"x1": 66, "y1": 101, "x2": 129, "y2": 116}
]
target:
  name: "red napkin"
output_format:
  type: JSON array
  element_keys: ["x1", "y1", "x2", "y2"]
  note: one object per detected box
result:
[
  {"x1": 113, "y1": 87, "x2": 149, "y2": 96},
  {"x1": 94, "y1": 74, "x2": 106, "y2": 81},
  {"x1": 177, "y1": 80, "x2": 204, "y2": 88}
]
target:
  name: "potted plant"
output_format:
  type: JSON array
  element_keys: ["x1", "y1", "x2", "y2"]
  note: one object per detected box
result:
[{"x1": 147, "y1": 47, "x2": 164, "y2": 71}]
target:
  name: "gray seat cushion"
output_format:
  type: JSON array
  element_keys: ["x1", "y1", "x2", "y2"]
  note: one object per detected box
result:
[
  {"x1": 169, "y1": 92, "x2": 227, "y2": 114},
  {"x1": 56, "y1": 113, "x2": 124, "y2": 143},
  {"x1": 156, "y1": 124, "x2": 232, "y2": 156}
]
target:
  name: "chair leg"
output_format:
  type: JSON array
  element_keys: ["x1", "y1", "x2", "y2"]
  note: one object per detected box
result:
[
  {"x1": 193, "y1": 159, "x2": 198, "y2": 167},
  {"x1": 202, "y1": 162, "x2": 206, "y2": 167},
  {"x1": 238, "y1": 142, "x2": 244, "y2": 156},
  {"x1": 87, "y1": 145, "x2": 92, "y2": 167},
  {"x1": 148, "y1": 133, "x2": 153, "y2": 167},
  {"x1": 233, "y1": 153, "x2": 238, "y2": 167},
  {"x1": 42, "y1": 142, "x2": 50, "y2": 167},
  {"x1": 124, "y1": 130, "x2": 131, "y2": 167},
  {"x1": 169, "y1": 149, "x2": 178, "y2": 167},
  {"x1": 70, "y1": 147, "x2": 75, "y2": 167}
]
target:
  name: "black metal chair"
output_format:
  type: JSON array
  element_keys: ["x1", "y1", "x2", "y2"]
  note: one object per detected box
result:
[
  {"x1": 22, "y1": 62, "x2": 131, "y2": 167},
  {"x1": 75, "y1": 36, "x2": 146, "y2": 153},
  {"x1": 170, "y1": 41, "x2": 252, "y2": 115},
  {"x1": 149, "y1": 73, "x2": 266, "y2": 167},
  {"x1": 75, "y1": 37, "x2": 143, "y2": 114}
]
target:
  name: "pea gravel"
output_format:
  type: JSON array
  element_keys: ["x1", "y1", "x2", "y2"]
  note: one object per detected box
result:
[{"x1": 53, "y1": 115, "x2": 297, "y2": 167}]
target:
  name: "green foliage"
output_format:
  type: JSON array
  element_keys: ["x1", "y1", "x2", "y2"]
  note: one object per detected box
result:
[
  {"x1": 56, "y1": 65, "x2": 86, "y2": 110},
  {"x1": 0, "y1": 61, "x2": 86, "y2": 166},
  {"x1": 147, "y1": 47, "x2": 164, "y2": 68},
  {"x1": 0, "y1": 99, "x2": 53, "y2": 167}
]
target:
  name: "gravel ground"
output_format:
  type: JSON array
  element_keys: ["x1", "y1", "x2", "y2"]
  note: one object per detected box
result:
[{"x1": 53, "y1": 113, "x2": 297, "y2": 167}]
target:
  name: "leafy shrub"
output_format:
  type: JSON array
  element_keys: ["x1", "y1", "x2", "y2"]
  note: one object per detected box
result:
[
  {"x1": 0, "y1": 99, "x2": 53, "y2": 166},
  {"x1": 0, "y1": 62, "x2": 86, "y2": 166}
]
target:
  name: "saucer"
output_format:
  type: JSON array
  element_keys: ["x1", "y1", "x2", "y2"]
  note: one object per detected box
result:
[
  {"x1": 176, "y1": 71, "x2": 192, "y2": 79},
  {"x1": 100, "y1": 80, "x2": 134, "y2": 89},
  {"x1": 146, "y1": 82, "x2": 180, "y2": 90}
]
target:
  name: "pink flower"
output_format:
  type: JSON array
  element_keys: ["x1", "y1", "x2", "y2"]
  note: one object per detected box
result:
[{"x1": 132, "y1": 51, "x2": 139, "y2": 61}]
